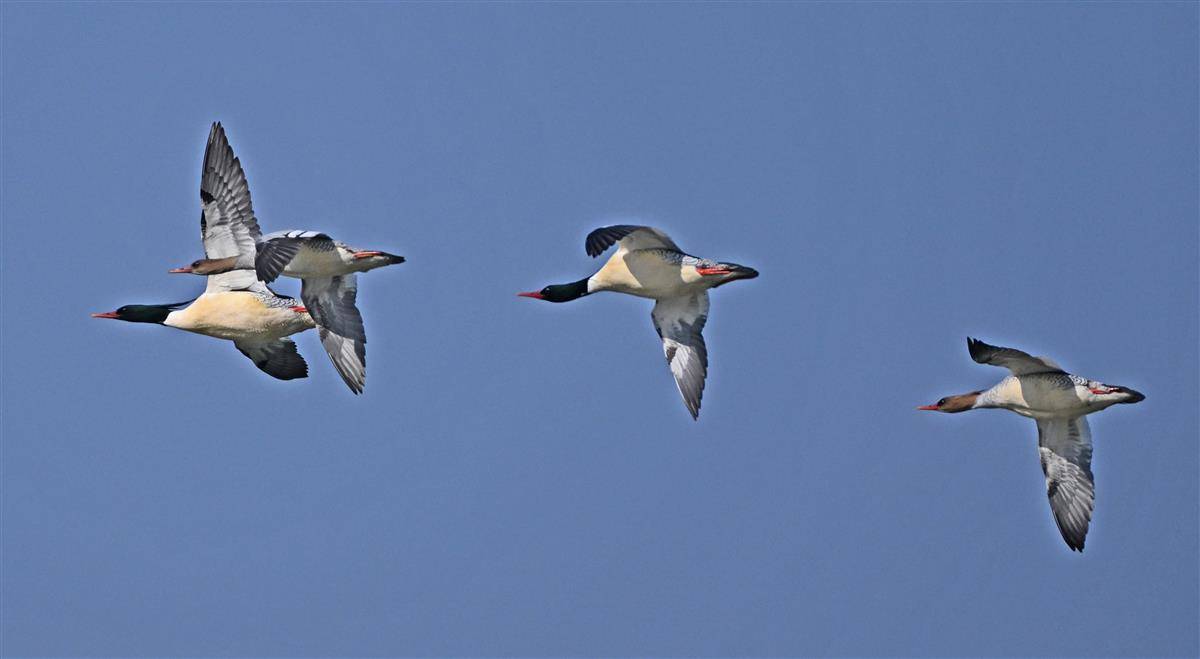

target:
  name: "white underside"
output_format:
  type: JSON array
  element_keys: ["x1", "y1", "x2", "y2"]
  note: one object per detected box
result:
[{"x1": 164, "y1": 292, "x2": 314, "y2": 341}]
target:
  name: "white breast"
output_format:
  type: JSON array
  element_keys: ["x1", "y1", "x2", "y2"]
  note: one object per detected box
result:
[{"x1": 590, "y1": 251, "x2": 703, "y2": 299}]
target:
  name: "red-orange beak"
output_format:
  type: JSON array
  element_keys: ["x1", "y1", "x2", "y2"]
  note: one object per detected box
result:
[
  {"x1": 917, "y1": 404, "x2": 940, "y2": 411},
  {"x1": 91, "y1": 311, "x2": 120, "y2": 319},
  {"x1": 517, "y1": 291, "x2": 544, "y2": 299},
  {"x1": 353, "y1": 251, "x2": 384, "y2": 260},
  {"x1": 290, "y1": 305, "x2": 308, "y2": 313},
  {"x1": 696, "y1": 267, "x2": 733, "y2": 276},
  {"x1": 168, "y1": 266, "x2": 193, "y2": 274}
]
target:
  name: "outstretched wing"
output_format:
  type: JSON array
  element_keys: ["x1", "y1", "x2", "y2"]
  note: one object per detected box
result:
[
  {"x1": 233, "y1": 337, "x2": 309, "y2": 381},
  {"x1": 1035, "y1": 416, "x2": 1095, "y2": 552},
  {"x1": 967, "y1": 337, "x2": 1065, "y2": 375},
  {"x1": 302, "y1": 275, "x2": 367, "y2": 394},
  {"x1": 199, "y1": 123, "x2": 261, "y2": 264},
  {"x1": 256, "y1": 230, "x2": 336, "y2": 283},
  {"x1": 585, "y1": 225, "x2": 681, "y2": 257},
  {"x1": 651, "y1": 292, "x2": 709, "y2": 420},
  {"x1": 319, "y1": 327, "x2": 366, "y2": 394}
]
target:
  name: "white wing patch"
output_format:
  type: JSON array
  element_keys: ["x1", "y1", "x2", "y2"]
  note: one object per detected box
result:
[
  {"x1": 651, "y1": 292, "x2": 710, "y2": 420},
  {"x1": 318, "y1": 327, "x2": 366, "y2": 395},
  {"x1": 1036, "y1": 416, "x2": 1095, "y2": 552},
  {"x1": 199, "y1": 123, "x2": 261, "y2": 265},
  {"x1": 204, "y1": 268, "x2": 261, "y2": 294},
  {"x1": 303, "y1": 275, "x2": 368, "y2": 394}
]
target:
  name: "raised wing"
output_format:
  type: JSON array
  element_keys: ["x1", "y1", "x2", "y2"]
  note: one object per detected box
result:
[
  {"x1": 256, "y1": 230, "x2": 335, "y2": 283},
  {"x1": 199, "y1": 122, "x2": 262, "y2": 265},
  {"x1": 651, "y1": 292, "x2": 709, "y2": 420},
  {"x1": 585, "y1": 225, "x2": 681, "y2": 257},
  {"x1": 1035, "y1": 416, "x2": 1094, "y2": 552},
  {"x1": 234, "y1": 337, "x2": 308, "y2": 381},
  {"x1": 967, "y1": 337, "x2": 1065, "y2": 376},
  {"x1": 302, "y1": 275, "x2": 367, "y2": 394}
]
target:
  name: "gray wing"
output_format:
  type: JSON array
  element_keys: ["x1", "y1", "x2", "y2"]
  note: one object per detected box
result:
[
  {"x1": 1036, "y1": 416, "x2": 1095, "y2": 552},
  {"x1": 234, "y1": 337, "x2": 308, "y2": 381},
  {"x1": 586, "y1": 225, "x2": 681, "y2": 257},
  {"x1": 319, "y1": 327, "x2": 366, "y2": 394},
  {"x1": 302, "y1": 275, "x2": 367, "y2": 394},
  {"x1": 651, "y1": 292, "x2": 710, "y2": 420},
  {"x1": 301, "y1": 275, "x2": 366, "y2": 342},
  {"x1": 199, "y1": 123, "x2": 261, "y2": 266},
  {"x1": 968, "y1": 337, "x2": 1066, "y2": 376},
  {"x1": 256, "y1": 230, "x2": 335, "y2": 283}
]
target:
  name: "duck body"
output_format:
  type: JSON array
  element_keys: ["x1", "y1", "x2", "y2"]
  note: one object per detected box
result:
[
  {"x1": 976, "y1": 373, "x2": 1139, "y2": 420},
  {"x1": 520, "y1": 225, "x2": 758, "y2": 419},
  {"x1": 587, "y1": 247, "x2": 742, "y2": 299},
  {"x1": 96, "y1": 123, "x2": 328, "y2": 384},
  {"x1": 920, "y1": 337, "x2": 1145, "y2": 552},
  {"x1": 164, "y1": 289, "x2": 312, "y2": 342},
  {"x1": 155, "y1": 123, "x2": 402, "y2": 393},
  {"x1": 254, "y1": 230, "x2": 405, "y2": 282}
]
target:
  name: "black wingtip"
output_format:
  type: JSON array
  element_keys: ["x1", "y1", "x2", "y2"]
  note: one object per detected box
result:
[
  {"x1": 584, "y1": 225, "x2": 639, "y2": 258},
  {"x1": 966, "y1": 337, "x2": 988, "y2": 362}
]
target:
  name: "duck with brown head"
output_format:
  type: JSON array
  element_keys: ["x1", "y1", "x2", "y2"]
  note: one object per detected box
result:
[
  {"x1": 156, "y1": 123, "x2": 409, "y2": 393},
  {"x1": 96, "y1": 122, "x2": 376, "y2": 388},
  {"x1": 916, "y1": 391, "x2": 984, "y2": 413},
  {"x1": 918, "y1": 337, "x2": 1146, "y2": 552}
]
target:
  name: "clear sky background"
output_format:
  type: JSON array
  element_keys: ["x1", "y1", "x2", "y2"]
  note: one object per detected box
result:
[{"x1": 2, "y1": 2, "x2": 1196, "y2": 657}]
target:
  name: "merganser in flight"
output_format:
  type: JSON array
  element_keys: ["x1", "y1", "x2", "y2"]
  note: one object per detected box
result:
[
  {"x1": 164, "y1": 123, "x2": 403, "y2": 392},
  {"x1": 919, "y1": 337, "x2": 1145, "y2": 552},
  {"x1": 519, "y1": 225, "x2": 758, "y2": 419},
  {"x1": 94, "y1": 123, "x2": 351, "y2": 386}
]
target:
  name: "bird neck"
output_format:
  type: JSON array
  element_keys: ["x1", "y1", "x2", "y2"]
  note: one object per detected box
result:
[{"x1": 545, "y1": 278, "x2": 591, "y2": 302}]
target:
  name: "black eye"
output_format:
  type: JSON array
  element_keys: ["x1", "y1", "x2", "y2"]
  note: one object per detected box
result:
[
  {"x1": 192, "y1": 261, "x2": 202, "y2": 268},
  {"x1": 937, "y1": 398, "x2": 946, "y2": 406},
  {"x1": 542, "y1": 287, "x2": 551, "y2": 295}
]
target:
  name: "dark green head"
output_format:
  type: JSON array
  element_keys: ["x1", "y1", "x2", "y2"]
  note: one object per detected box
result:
[
  {"x1": 518, "y1": 278, "x2": 590, "y2": 303},
  {"x1": 92, "y1": 301, "x2": 190, "y2": 324}
]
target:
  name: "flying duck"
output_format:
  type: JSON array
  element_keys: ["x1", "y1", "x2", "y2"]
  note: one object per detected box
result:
[
  {"x1": 519, "y1": 225, "x2": 758, "y2": 419},
  {"x1": 94, "y1": 123, "x2": 354, "y2": 386},
  {"x1": 919, "y1": 337, "x2": 1145, "y2": 552},
  {"x1": 167, "y1": 126, "x2": 404, "y2": 393}
]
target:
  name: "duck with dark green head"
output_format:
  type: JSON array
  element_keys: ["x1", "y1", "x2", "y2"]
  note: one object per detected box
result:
[
  {"x1": 91, "y1": 301, "x2": 191, "y2": 324},
  {"x1": 164, "y1": 124, "x2": 406, "y2": 394},
  {"x1": 518, "y1": 224, "x2": 759, "y2": 420},
  {"x1": 94, "y1": 121, "x2": 329, "y2": 385}
]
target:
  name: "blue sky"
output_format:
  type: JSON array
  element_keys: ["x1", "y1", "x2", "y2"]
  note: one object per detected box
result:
[{"x1": 2, "y1": 2, "x2": 1196, "y2": 656}]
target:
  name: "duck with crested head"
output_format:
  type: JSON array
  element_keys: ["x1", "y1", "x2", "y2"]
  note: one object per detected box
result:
[
  {"x1": 94, "y1": 122, "x2": 344, "y2": 384},
  {"x1": 919, "y1": 337, "x2": 1145, "y2": 552},
  {"x1": 165, "y1": 125, "x2": 404, "y2": 393}
]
